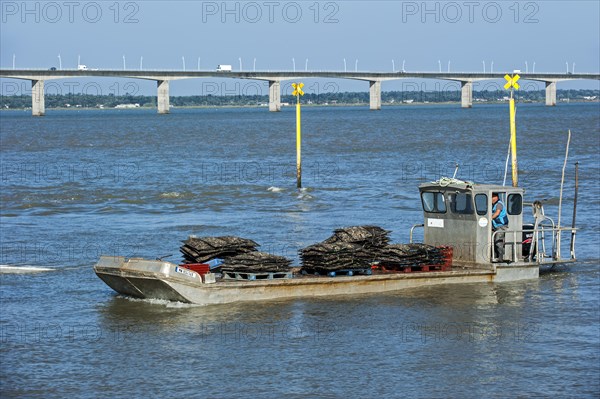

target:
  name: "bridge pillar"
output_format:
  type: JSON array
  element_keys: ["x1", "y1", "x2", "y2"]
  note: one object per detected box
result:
[
  {"x1": 461, "y1": 81, "x2": 473, "y2": 108},
  {"x1": 369, "y1": 80, "x2": 381, "y2": 110},
  {"x1": 157, "y1": 80, "x2": 170, "y2": 114},
  {"x1": 31, "y1": 80, "x2": 45, "y2": 116},
  {"x1": 545, "y1": 81, "x2": 557, "y2": 106},
  {"x1": 268, "y1": 80, "x2": 281, "y2": 112}
]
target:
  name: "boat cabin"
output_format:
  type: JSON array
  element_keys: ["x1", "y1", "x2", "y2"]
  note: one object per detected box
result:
[{"x1": 416, "y1": 179, "x2": 524, "y2": 267}]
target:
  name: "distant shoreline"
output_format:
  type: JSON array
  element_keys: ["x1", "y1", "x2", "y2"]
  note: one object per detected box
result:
[
  {"x1": 1, "y1": 88, "x2": 598, "y2": 111},
  {"x1": 2, "y1": 99, "x2": 598, "y2": 112}
]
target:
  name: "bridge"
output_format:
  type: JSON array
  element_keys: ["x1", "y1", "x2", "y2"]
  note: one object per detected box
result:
[{"x1": 1, "y1": 69, "x2": 599, "y2": 116}]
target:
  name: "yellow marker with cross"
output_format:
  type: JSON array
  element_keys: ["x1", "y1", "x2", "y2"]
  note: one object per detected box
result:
[
  {"x1": 292, "y1": 82, "x2": 304, "y2": 188},
  {"x1": 504, "y1": 74, "x2": 520, "y2": 90},
  {"x1": 504, "y1": 74, "x2": 520, "y2": 187}
]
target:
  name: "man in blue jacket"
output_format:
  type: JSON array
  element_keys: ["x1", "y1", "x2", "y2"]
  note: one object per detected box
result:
[{"x1": 492, "y1": 193, "x2": 509, "y2": 262}]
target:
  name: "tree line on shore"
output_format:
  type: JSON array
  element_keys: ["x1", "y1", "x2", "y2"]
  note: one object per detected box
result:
[{"x1": 1, "y1": 89, "x2": 597, "y2": 109}]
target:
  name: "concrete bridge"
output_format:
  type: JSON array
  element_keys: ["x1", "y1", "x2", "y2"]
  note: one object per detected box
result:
[{"x1": 1, "y1": 69, "x2": 598, "y2": 116}]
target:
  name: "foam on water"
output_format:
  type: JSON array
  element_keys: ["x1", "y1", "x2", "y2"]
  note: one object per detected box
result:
[
  {"x1": 159, "y1": 191, "x2": 195, "y2": 200},
  {"x1": 120, "y1": 295, "x2": 204, "y2": 308},
  {"x1": 267, "y1": 186, "x2": 284, "y2": 192},
  {"x1": 0, "y1": 265, "x2": 56, "y2": 274},
  {"x1": 160, "y1": 191, "x2": 183, "y2": 198},
  {"x1": 296, "y1": 188, "x2": 314, "y2": 200}
]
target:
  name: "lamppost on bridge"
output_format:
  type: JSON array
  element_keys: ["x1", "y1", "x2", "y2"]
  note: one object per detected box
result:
[
  {"x1": 525, "y1": 61, "x2": 528, "y2": 73},
  {"x1": 491, "y1": 61, "x2": 494, "y2": 73},
  {"x1": 292, "y1": 58, "x2": 295, "y2": 72},
  {"x1": 239, "y1": 57, "x2": 242, "y2": 71},
  {"x1": 533, "y1": 62, "x2": 536, "y2": 73},
  {"x1": 253, "y1": 58, "x2": 256, "y2": 72},
  {"x1": 355, "y1": 59, "x2": 358, "y2": 72},
  {"x1": 305, "y1": 58, "x2": 308, "y2": 71},
  {"x1": 343, "y1": 58, "x2": 346, "y2": 72},
  {"x1": 182, "y1": 56, "x2": 186, "y2": 71},
  {"x1": 78, "y1": 54, "x2": 81, "y2": 66},
  {"x1": 402, "y1": 60, "x2": 406, "y2": 72},
  {"x1": 482, "y1": 60, "x2": 485, "y2": 73},
  {"x1": 58, "y1": 54, "x2": 62, "y2": 70},
  {"x1": 123, "y1": 55, "x2": 126, "y2": 70},
  {"x1": 572, "y1": 63, "x2": 575, "y2": 74},
  {"x1": 438, "y1": 60, "x2": 441, "y2": 73},
  {"x1": 140, "y1": 56, "x2": 143, "y2": 70},
  {"x1": 198, "y1": 57, "x2": 201, "y2": 71},
  {"x1": 392, "y1": 59, "x2": 395, "y2": 72},
  {"x1": 565, "y1": 62, "x2": 569, "y2": 73},
  {"x1": 12, "y1": 54, "x2": 15, "y2": 70},
  {"x1": 447, "y1": 60, "x2": 450, "y2": 73}
]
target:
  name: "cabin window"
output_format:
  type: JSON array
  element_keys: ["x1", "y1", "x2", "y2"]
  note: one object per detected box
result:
[
  {"x1": 421, "y1": 192, "x2": 446, "y2": 213},
  {"x1": 450, "y1": 192, "x2": 474, "y2": 214},
  {"x1": 507, "y1": 193, "x2": 523, "y2": 215},
  {"x1": 475, "y1": 194, "x2": 488, "y2": 215}
]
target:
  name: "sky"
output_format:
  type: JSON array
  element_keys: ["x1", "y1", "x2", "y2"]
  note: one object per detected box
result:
[{"x1": 1, "y1": 0, "x2": 599, "y2": 95}]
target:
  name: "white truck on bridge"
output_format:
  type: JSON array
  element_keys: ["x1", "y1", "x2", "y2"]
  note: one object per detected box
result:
[{"x1": 216, "y1": 65, "x2": 232, "y2": 72}]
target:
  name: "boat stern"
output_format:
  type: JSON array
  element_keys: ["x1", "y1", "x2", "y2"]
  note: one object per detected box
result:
[{"x1": 493, "y1": 263, "x2": 539, "y2": 282}]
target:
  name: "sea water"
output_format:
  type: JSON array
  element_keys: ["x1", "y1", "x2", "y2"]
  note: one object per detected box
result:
[{"x1": 1, "y1": 103, "x2": 599, "y2": 398}]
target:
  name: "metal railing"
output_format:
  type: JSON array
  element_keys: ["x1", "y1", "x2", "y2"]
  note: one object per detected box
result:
[
  {"x1": 491, "y1": 225, "x2": 577, "y2": 264},
  {"x1": 411, "y1": 222, "x2": 576, "y2": 265},
  {"x1": 410, "y1": 224, "x2": 424, "y2": 243}
]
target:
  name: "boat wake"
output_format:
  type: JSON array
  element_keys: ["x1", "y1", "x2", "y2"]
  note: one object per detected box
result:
[
  {"x1": 267, "y1": 186, "x2": 284, "y2": 192},
  {"x1": 0, "y1": 265, "x2": 56, "y2": 274},
  {"x1": 120, "y1": 295, "x2": 204, "y2": 308}
]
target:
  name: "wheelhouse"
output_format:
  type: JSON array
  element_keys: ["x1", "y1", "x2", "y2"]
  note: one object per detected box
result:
[{"x1": 416, "y1": 180, "x2": 524, "y2": 267}]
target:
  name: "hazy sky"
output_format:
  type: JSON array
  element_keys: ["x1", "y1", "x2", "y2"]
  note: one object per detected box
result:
[{"x1": 1, "y1": 0, "x2": 599, "y2": 94}]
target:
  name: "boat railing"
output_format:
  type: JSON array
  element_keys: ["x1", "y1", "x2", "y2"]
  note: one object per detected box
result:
[
  {"x1": 410, "y1": 224, "x2": 424, "y2": 243},
  {"x1": 491, "y1": 225, "x2": 577, "y2": 264}
]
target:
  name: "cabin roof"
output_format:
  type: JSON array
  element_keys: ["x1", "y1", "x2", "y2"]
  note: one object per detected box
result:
[{"x1": 418, "y1": 178, "x2": 524, "y2": 193}]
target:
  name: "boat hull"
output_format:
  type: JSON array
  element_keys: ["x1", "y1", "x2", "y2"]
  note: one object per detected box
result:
[{"x1": 94, "y1": 256, "x2": 544, "y2": 305}]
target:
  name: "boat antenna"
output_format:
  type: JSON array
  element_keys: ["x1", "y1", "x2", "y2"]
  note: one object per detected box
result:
[
  {"x1": 556, "y1": 129, "x2": 572, "y2": 260},
  {"x1": 502, "y1": 141, "x2": 510, "y2": 186},
  {"x1": 570, "y1": 161, "x2": 579, "y2": 258},
  {"x1": 156, "y1": 254, "x2": 172, "y2": 261},
  {"x1": 452, "y1": 163, "x2": 459, "y2": 179}
]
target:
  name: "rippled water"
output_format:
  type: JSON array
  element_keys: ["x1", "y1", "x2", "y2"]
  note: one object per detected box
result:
[{"x1": 1, "y1": 104, "x2": 599, "y2": 398}]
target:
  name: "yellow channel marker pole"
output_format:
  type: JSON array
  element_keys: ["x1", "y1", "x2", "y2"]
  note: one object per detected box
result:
[
  {"x1": 504, "y1": 74, "x2": 520, "y2": 187},
  {"x1": 509, "y1": 96, "x2": 518, "y2": 187},
  {"x1": 292, "y1": 82, "x2": 304, "y2": 188}
]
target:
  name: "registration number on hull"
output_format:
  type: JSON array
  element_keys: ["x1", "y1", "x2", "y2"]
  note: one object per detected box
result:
[{"x1": 175, "y1": 266, "x2": 196, "y2": 278}]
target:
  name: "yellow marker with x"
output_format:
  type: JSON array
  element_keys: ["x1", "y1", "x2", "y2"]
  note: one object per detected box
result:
[
  {"x1": 292, "y1": 82, "x2": 304, "y2": 97},
  {"x1": 504, "y1": 74, "x2": 520, "y2": 90},
  {"x1": 292, "y1": 83, "x2": 304, "y2": 188}
]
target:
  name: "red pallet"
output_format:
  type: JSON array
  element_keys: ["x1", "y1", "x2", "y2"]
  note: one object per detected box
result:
[
  {"x1": 439, "y1": 246, "x2": 453, "y2": 267},
  {"x1": 372, "y1": 246, "x2": 453, "y2": 274},
  {"x1": 181, "y1": 263, "x2": 210, "y2": 275},
  {"x1": 399, "y1": 264, "x2": 451, "y2": 273}
]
